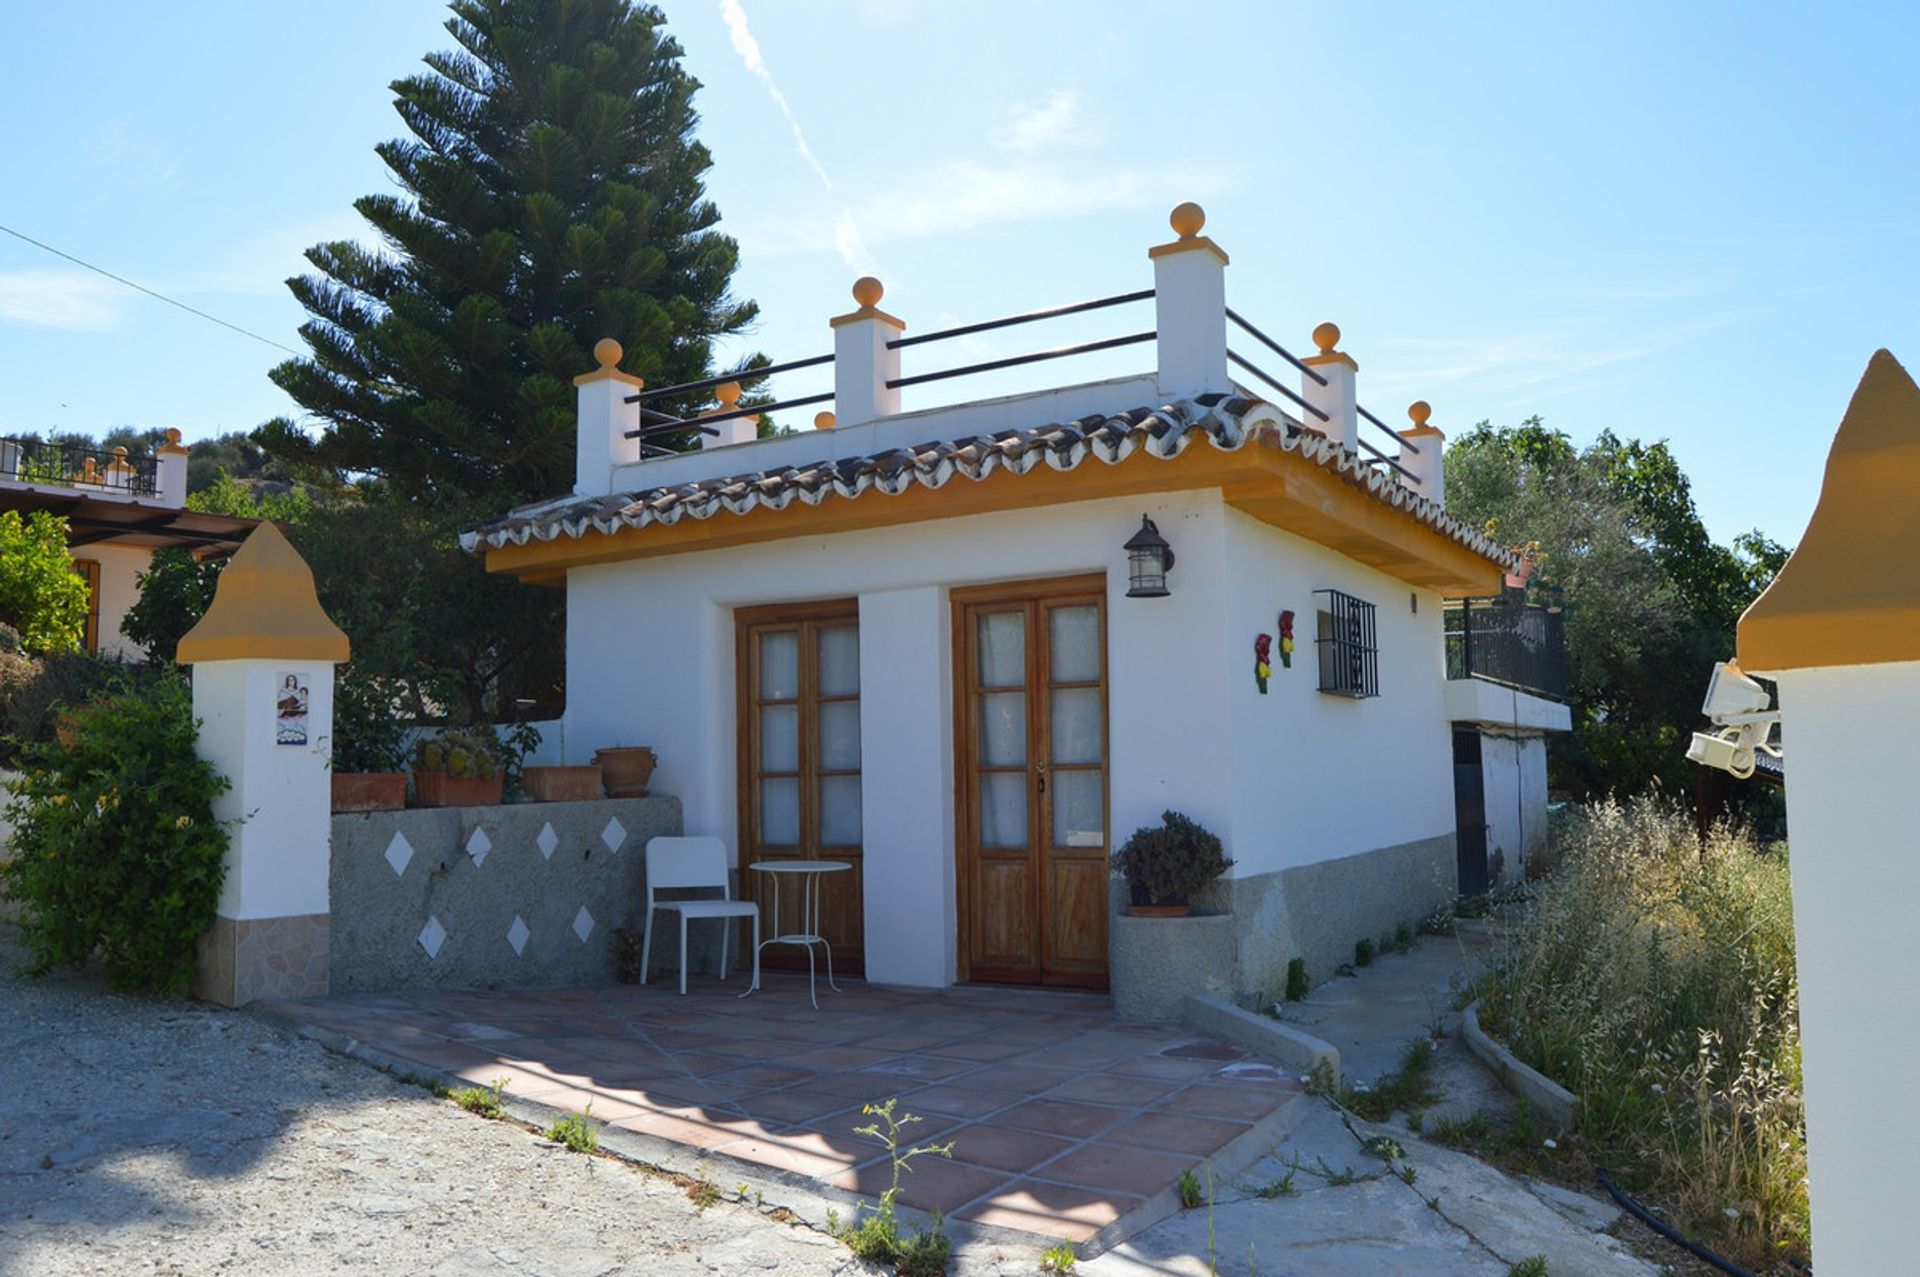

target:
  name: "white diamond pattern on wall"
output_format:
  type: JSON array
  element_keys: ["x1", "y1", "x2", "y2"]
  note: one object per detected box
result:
[
  {"x1": 384, "y1": 831, "x2": 414, "y2": 878},
  {"x1": 507, "y1": 915, "x2": 530, "y2": 956},
  {"x1": 536, "y1": 822, "x2": 559, "y2": 861},
  {"x1": 465, "y1": 826, "x2": 492, "y2": 866},
  {"x1": 572, "y1": 905, "x2": 595, "y2": 943},
  {"x1": 419, "y1": 915, "x2": 447, "y2": 960},
  {"x1": 601, "y1": 816, "x2": 627, "y2": 853}
]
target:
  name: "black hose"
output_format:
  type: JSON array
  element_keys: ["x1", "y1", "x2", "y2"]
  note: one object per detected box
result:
[{"x1": 1592, "y1": 1165, "x2": 1756, "y2": 1277}]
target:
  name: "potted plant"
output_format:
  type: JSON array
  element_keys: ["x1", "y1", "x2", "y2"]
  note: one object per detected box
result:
[
  {"x1": 1111, "y1": 810, "x2": 1233, "y2": 916},
  {"x1": 522, "y1": 761, "x2": 605, "y2": 802},
  {"x1": 594, "y1": 745, "x2": 657, "y2": 798},
  {"x1": 329, "y1": 670, "x2": 409, "y2": 813},
  {"x1": 412, "y1": 727, "x2": 507, "y2": 807}
]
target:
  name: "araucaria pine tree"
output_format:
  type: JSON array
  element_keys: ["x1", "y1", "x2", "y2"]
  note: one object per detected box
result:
[{"x1": 261, "y1": 0, "x2": 758, "y2": 507}]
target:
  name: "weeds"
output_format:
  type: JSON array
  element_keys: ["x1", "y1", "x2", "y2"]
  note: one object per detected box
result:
[
  {"x1": 1476, "y1": 798, "x2": 1806, "y2": 1269},
  {"x1": 452, "y1": 1077, "x2": 508, "y2": 1119},
  {"x1": 829, "y1": 1099, "x2": 955, "y2": 1276},
  {"x1": 1039, "y1": 1241, "x2": 1078, "y2": 1273},
  {"x1": 688, "y1": 1179, "x2": 720, "y2": 1210},
  {"x1": 547, "y1": 1101, "x2": 598, "y2": 1153},
  {"x1": 1338, "y1": 1036, "x2": 1439, "y2": 1123},
  {"x1": 1507, "y1": 1258, "x2": 1548, "y2": 1277},
  {"x1": 1176, "y1": 1166, "x2": 1206, "y2": 1209},
  {"x1": 1354, "y1": 938, "x2": 1376, "y2": 968},
  {"x1": 1284, "y1": 956, "x2": 1309, "y2": 1002}
]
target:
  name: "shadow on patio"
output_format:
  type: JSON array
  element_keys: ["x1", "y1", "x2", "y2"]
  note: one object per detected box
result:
[{"x1": 258, "y1": 975, "x2": 1306, "y2": 1244}]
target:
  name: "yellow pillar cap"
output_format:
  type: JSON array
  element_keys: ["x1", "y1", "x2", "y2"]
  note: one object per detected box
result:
[
  {"x1": 177, "y1": 522, "x2": 349, "y2": 664},
  {"x1": 1739, "y1": 349, "x2": 1920, "y2": 671}
]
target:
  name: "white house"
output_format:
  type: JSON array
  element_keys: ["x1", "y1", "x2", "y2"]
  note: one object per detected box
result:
[
  {"x1": 464, "y1": 204, "x2": 1569, "y2": 1000},
  {"x1": 0, "y1": 428, "x2": 255, "y2": 657}
]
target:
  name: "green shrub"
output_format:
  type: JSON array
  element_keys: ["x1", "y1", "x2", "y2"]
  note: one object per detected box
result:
[
  {"x1": 547, "y1": 1104, "x2": 598, "y2": 1153},
  {"x1": 1, "y1": 649, "x2": 162, "y2": 763},
  {"x1": 0, "y1": 510, "x2": 89, "y2": 653},
  {"x1": 1284, "y1": 956, "x2": 1309, "y2": 1002},
  {"x1": 331, "y1": 668, "x2": 410, "y2": 774},
  {"x1": 1476, "y1": 798, "x2": 1804, "y2": 1269},
  {"x1": 121, "y1": 547, "x2": 223, "y2": 662},
  {"x1": 1354, "y1": 937, "x2": 1376, "y2": 967},
  {"x1": 0, "y1": 671, "x2": 230, "y2": 995},
  {"x1": 1111, "y1": 810, "x2": 1233, "y2": 907}
]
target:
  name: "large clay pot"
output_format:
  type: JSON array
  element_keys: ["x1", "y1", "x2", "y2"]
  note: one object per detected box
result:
[
  {"x1": 1125, "y1": 904, "x2": 1193, "y2": 918},
  {"x1": 413, "y1": 771, "x2": 504, "y2": 808},
  {"x1": 594, "y1": 747, "x2": 657, "y2": 798},
  {"x1": 522, "y1": 764, "x2": 606, "y2": 802},
  {"x1": 331, "y1": 772, "x2": 407, "y2": 813}
]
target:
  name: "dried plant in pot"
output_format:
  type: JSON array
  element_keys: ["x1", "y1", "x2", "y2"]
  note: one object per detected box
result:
[
  {"x1": 412, "y1": 727, "x2": 506, "y2": 807},
  {"x1": 329, "y1": 670, "x2": 409, "y2": 813},
  {"x1": 1111, "y1": 810, "x2": 1233, "y2": 917}
]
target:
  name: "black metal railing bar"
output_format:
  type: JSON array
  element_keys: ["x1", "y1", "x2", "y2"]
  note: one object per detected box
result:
[
  {"x1": 1357, "y1": 402, "x2": 1419, "y2": 455},
  {"x1": 1226, "y1": 307, "x2": 1328, "y2": 387},
  {"x1": 1443, "y1": 596, "x2": 1568, "y2": 701},
  {"x1": 625, "y1": 352, "x2": 835, "y2": 405},
  {"x1": 887, "y1": 289, "x2": 1155, "y2": 351},
  {"x1": 0, "y1": 435, "x2": 159, "y2": 496},
  {"x1": 623, "y1": 391, "x2": 835, "y2": 440},
  {"x1": 886, "y1": 331, "x2": 1155, "y2": 391},
  {"x1": 1226, "y1": 349, "x2": 1330, "y2": 421}
]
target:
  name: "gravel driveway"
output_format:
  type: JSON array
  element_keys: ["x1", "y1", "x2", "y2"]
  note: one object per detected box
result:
[{"x1": 0, "y1": 923, "x2": 892, "y2": 1276}]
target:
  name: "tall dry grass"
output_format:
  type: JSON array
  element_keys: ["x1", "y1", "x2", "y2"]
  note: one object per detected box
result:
[{"x1": 1479, "y1": 798, "x2": 1807, "y2": 1270}]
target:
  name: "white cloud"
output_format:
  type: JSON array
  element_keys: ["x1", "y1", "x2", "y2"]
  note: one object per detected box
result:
[
  {"x1": 0, "y1": 270, "x2": 124, "y2": 331},
  {"x1": 716, "y1": 0, "x2": 869, "y2": 268},
  {"x1": 173, "y1": 214, "x2": 370, "y2": 297},
  {"x1": 79, "y1": 119, "x2": 183, "y2": 197},
  {"x1": 1369, "y1": 312, "x2": 1764, "y2": 395},
  {"x1": 996, "y1": 90, "x2": 1093, "y2": 155}
]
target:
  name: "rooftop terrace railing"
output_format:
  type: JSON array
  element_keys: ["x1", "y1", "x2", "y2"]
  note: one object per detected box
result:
[{"x1": 0, "y1": 435, "x2": 159, "y2": 497}]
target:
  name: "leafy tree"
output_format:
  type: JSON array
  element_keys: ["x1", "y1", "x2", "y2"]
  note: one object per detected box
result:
[
  {"x1": 1447, "y1": 418, "x2": 1791, "y2": 806},
  {"x1": 121, "y1": 548, "x2": 224, "y2": 662},
  {"x1": 257, "y1": 0, "x2": 759, "y2": 507},
  {"x1": 186, "y1": 431, "x2": 301, "y2": 494},
  {"x1": 0, "y1": 511, "x2": 89, "y2": 653}
]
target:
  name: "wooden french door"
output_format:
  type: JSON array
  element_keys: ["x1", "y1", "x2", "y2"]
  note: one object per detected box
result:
[
  {"x1": 737, "y1": 601, "x2": 864, "y2": 973},
  {"x1": 955, "y1": 576, "x2": 1110, "y2": 989}
]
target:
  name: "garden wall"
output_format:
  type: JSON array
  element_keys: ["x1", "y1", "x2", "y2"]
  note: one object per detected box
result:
[{"x1": 328, "y1": 795, "x2": 684, "y2": 993}]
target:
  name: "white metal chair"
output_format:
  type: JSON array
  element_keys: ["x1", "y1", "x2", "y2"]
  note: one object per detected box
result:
[{"x1": 641, "y1": 836, "x2": 760, "y2": 996}]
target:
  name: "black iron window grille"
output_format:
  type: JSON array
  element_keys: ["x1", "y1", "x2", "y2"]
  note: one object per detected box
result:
[{"x1": 1315, "y1": 588, "x2": 1379, "y2": 698}]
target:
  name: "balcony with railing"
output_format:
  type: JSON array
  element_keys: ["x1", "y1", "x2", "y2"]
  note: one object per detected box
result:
[
  {"x1": 0, "y1": 435, "x2": 161, "y2": 498},
  {"x1": 1444, "y1": 588, "x2": 1568, "y2": 702}
]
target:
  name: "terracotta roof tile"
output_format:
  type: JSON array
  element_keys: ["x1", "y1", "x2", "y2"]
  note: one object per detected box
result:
[{"x1": 461, "y1": 395, "x2": 1517, "y2": 571}]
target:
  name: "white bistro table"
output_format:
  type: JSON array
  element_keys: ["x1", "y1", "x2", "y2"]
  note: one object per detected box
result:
[{"x1": 746, "y1": 859, "x2": 850, "y2": 1009}]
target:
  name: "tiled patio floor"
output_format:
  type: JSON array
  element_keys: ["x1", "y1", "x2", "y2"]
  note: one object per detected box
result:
[{"x1": 259, "y1": 975, "x2": 1305, "y2": 1243}]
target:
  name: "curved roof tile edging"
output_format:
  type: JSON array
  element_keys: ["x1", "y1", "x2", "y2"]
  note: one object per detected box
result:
[{"x1": 462, "y1": 394, "x2": 1517, "y2": 571}]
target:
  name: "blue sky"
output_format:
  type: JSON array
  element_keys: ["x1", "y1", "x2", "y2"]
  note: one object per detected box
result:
[{"x1": 2, "y1": 1, "x2": 1915, "y2": 545}]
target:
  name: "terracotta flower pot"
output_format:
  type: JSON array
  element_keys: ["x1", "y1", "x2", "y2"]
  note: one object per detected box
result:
[
  {"x1": 331, "y1": 772, "x2": 407, "y2": 813},
  {"x1": 594, "y1": 747, "x2": 657, "y2": 798},
  {"x1": 1126, "y1": 904, "x2": 1193, "y2": 918},
  {"x1": 413, "y1": 771, "x2": 504, "y2": 808},
  {"x1": 522, "y1": 764, "x2": 606, "y2": 803}
]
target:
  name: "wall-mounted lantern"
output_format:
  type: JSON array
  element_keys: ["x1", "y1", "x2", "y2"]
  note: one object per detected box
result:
[{"x1": 1124, "y1": 515, "x2": 1175, "y2": 598}]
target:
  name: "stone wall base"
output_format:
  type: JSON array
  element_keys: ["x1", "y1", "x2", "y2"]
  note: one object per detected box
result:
[
  {"x1": 196, "y1": 913, "x2": 331, "y2": 1007},
  {"x1": 1110, "y1": 913, "x2": 1236, "y2": 1020}
]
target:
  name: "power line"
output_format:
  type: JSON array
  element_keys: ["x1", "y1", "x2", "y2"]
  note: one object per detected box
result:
[{"x1": 0, "y1": 221, "x2": 304, "y2": 358}]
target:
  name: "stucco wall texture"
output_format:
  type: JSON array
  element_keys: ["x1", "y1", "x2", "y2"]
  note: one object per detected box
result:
[{"x1": 328, "y1": 796, "x2": 683, "y2": 994}]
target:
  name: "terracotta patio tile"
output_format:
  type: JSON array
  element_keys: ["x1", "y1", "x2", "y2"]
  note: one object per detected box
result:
[
  {"x1": 857, "y1": 1054, "x2": 981, "y2": 1083},
  {"x1": 379, "y1": 1041, "x2": 501, "y2": 1071},
  {"x1": 784, "y1": 1045, "x2": 896, "y2": 1072},
  {"x1": 852, "y1": 1030, "x2": 963, "y2": 1053},
  {"x1": 1151, "y1": 1082, "x2": 1292, "y2": 1123},
  {"x1": 803, "y1": 1108, "x2": 961, "y2": 1151},
  {"x1": 831, "y1": 1156, "x2": 1012, "y2": 1215},
  {"x1": 1161, "y1": 1039, "x2": 1247, "y2": 1062},
  {"x1": 732, "y1": 1088, "x2": 862, "y2": 1126},
  {"x1": 956, "y1": 1178, "x2": 1141, "y2": 1243},
  {"x1": 718, "y1": 1135, "x2": 859, "y2": 1179},
  {"x1": 1102, "y1": 1055, "x2": 1224, "y2": 1081},
  {"x1": 941, "y1": 1122, "x2": 1077, "y2": 1175},
  {"x1": 703, "y1": 1063, "x2": 815, "y2": 1090},
  {"x1": 968, "y1": 1064, "x2": 1080, "y2": 1096},
  {"x1": 1029, "y1": 1142, "x2": 1199, "y2": 1197},
  {"x1": 665, "y1": 1052, "x2": 745, "y2": 1077},
  {"x1": 1099, "y1": 1111, "x2": 1250, "y2": 1157},
  {"x1": 1042, "y1": 1072, "x2": 1182, "y2": 1108},
  {"x1": 704, "y1": 1036, "x2": 809, "y2": 1060},
  {"x1": 890, "y1": 1083, "x2": 1025, "y2": 1120},
  {"x1": 787, "y1": 1072, "x2": 904, "y2": 1101},
  {"x1": 994, "y1": 1098, "x2": 1130, "y2": 1140},
  {"x1": 925, "y1": 1037, "x2": 1042, "y2": 1063},
  {"x1": 608, "y1": 1110, "x2": 763, "y2": 1150}
]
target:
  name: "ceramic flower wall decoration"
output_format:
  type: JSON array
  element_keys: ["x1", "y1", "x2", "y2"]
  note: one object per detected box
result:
[
  {"x1": 1254, "y1": 633, "x2": 1273, "y2": 694},
  {"x1": 1278, "y1": 610, "x2": 1296, "y2": 669}
]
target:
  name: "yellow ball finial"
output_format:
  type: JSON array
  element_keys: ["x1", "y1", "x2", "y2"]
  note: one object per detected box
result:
[
  {"x1": 813, "y1": 411, "x2": 836, "y2": 430},
  {"x1": 852, "y1": 276, "x2": 884, "y2": 309},
  {"x1": 1408, "y1": 400, "x2": 1433, "y2": 427},
  {"x1": 592, "y1": 338, "x2": 623, "y2": 370},
  {"x1": 715, "y1": 381, "x2": 742, "y2": 408},
  {"x1": 164, "y1": 427, "x2": 182, "y2": 446},
  {"x1": 111, "y1": 445, "x2": 129, "y2": 458},
  {"x1": 1169, "y1": 201, "x2": 1206, "y2": 239},
  {"x1": 1312, "y1": 322, "x2": 1341, "y2": 354}
]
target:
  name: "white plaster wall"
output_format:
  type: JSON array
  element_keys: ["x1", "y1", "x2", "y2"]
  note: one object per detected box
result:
[
  {"x1": 193, "y1": 658, "x2": 335, "y2": 921},
  {"x1": 1479, "y1": 731, "x2": 1549, "y2": 876},
  {"x1": 1772, "y1": 660, "x2": 1920, "y2": 1276},
  {"x1": 1220, "y1": 507, "x2": 1455, "y2": 877},
  {"x1": 563, "y1": 489, "x2": 1235, "y2": 986},
  {"x1": 74, "y1": 543, "x2": 153, "y2": 661}
]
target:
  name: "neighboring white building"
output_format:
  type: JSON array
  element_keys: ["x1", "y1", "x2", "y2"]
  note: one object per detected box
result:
[
  {"x1": 0, "y1": 429, "x2": 255, "y2": 657},
  {"x1": 465, "y1": 204, "x2": 1570, "y2": 998}
]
